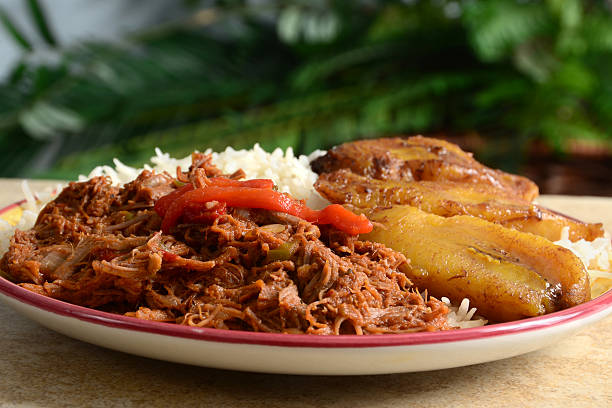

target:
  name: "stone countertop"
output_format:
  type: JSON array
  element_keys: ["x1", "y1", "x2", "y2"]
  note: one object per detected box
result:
[{"x1": 0, "y1": 178, "x2": 610, "y2": 408}]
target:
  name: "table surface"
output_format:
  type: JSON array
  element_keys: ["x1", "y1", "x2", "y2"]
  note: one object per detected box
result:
[{"x1": 0, "y1": 178, "x2": 610, "y2": 408}]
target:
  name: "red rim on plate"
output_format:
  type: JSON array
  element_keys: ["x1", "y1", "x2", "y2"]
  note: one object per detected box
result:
[{"x1": 2, "y1": 201, "x2": 612, "y2": 348}]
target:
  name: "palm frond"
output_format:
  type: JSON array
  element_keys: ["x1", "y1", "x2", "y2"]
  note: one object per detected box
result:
[
  {"x1": 26, "y1": 0, "x2": 57, "y2": 46},
  {"x1": 0, "y1": 8, "x2": 33, "y2": 51}
]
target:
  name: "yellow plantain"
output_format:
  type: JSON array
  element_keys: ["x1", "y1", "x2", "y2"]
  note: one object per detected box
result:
[
  {"x1": 311, "y1": 135, "x2": 539, "y2": 201},
  {"x1": 362, "y1": 205, "x2": 591, "y2": 322},
  {"x1": 316, "y1": 169, "x2": 604, "y2": 242}
]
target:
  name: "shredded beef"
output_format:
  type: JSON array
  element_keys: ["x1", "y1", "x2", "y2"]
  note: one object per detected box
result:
[{"x1": 0, "y1": 155, "x2": 450, "y2": 334}]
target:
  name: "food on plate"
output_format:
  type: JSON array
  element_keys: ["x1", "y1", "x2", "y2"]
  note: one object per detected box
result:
[
  {"x1": 310, "y1": 135, "x2": 539, "y2": 201},
  {"x1": 312, "y1": 137, "x2": 609, "y2": 321},
  {"x1": 0, "y1": 154, "x2": 456, "y2": 334},
  {"x1": 362, "y1": 205, "x2": 590, "y2": 322},
  {"x1": 0, "y1": 137, "x2": 610, "y2": 331},
  {"x1": 315, "y1": 169, "x2": 605, "y2": 242}
]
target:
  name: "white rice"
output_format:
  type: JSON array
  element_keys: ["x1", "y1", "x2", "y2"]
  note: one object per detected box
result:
[
  {"x1": 0, "y1": 181, "x2": 61, "y2": 255},
  {"x1": 78, "y1": 144, "x2": 329, "y2": 209},
  {"x1": 2, "y1": 145, "x2": 610, "y2": 328},
  {"x1": 554, "y1": 227, "x2": 612, "y2": 298},
  {"x1": 442, "y1": 297, "x2": 487, "y2": 329}
]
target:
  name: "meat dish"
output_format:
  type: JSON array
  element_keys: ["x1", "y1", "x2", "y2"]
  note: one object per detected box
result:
[{"x1": 0, "y1": 154, "x2": 450, "y2": 334}]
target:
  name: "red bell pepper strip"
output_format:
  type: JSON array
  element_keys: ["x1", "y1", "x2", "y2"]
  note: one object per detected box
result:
[
  {"x1": 154, "y1": 178, "x2": 274, "y2": 218},
  {"x1": 159, "y1": 186, "x2": 373, "y2": 235},
  {"x1": 207, "y1": 177, "x2": 274, "y2": 189}
]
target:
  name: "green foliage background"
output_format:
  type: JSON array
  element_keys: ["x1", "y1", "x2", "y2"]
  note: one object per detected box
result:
[{"x1": 1, "y1": 0, "x2": 611, "y2": 179}]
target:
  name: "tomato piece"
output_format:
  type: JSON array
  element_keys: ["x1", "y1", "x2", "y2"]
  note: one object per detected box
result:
[
  {"x1": 182, "y1": 201, "x2": 227, "y2": 224},
  {"x1": 154, "y1": 183, "x2": 194, "y2": 218}
]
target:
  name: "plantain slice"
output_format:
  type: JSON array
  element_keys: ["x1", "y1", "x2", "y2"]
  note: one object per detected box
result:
[
  {"x1": 316, "y1": 169, "x2": 605, "y2": 242},
  {"x1": 311, "y1": 135, "x2": 539, "y2": 201},
  {"x1": 362, "y1": 205, "x2": 591, "y2": 322}
]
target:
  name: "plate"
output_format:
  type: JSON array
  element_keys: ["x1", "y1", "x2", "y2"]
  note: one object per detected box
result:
[{"x1": 2, "y1": 202, "x2": 612, "y2": 375}]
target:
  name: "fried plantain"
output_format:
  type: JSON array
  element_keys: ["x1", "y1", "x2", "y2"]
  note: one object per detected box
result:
[
  {"x1": 311, "y1": 135, "x2": 539, "y2": 201},
  {"x1": 362, "y1": 205, "x2": 591, "y2": 322},
  {"x1": 315, "y1": 169, "x2": 605, "y2": 242}
]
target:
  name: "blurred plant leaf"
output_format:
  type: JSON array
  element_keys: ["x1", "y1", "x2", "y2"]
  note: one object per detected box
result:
[
  {"x1": 0, "y1": 7, "x2": 33, "y2": 51},
  {"x1": 463, "y1": 0, "x2": 552, "y2": 62},
  {"x1": 26, "y1": 0, "x2": 57, "y2": 46}
]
